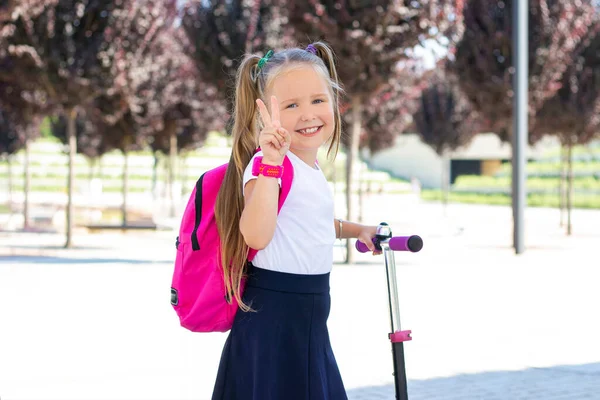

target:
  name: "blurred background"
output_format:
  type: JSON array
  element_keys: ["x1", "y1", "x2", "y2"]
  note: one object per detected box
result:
[
  {"x1": 1, "y1": 1, "x2": 599, "y2": 400},
  {"x1": 1, "y1": 0, "x2": 599, "y2": 247}
]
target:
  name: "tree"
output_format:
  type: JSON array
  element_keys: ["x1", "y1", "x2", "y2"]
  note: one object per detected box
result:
[
  {"x1": 51, "y1": 105, "x2": 144, "y2": 226},
  {"x1": 413, "y1": 67, "x2": 479, "y2": 211},
  {"x1": 0, "y1": 110, "x2": 42, "y2": 229},
  {"x1": 181, "y1": 0, "x2": 288, "y2": 133},
  {"x1": 0, "y1": 108, "x2": 19, "y2": 218},
  {"x1": 0, "y1": 108, "x2": 25, "y2": 212},
  {"x1": 287, "y1": 0, "x2": 458, "y2": 262},
  {"x1": 1, "y1": 0, "x2": 177, "y2": 246},
  {"x1": 533, "y1": 23, "x2": 600, "y2": 235},
  {"x1": 452, "y1": 0, "x2": 596, "y2": 139},
  {"x1": 102, "y1": 111, "x2": 146, "y2": 226},
  {"x1": 0, "y1": 57, "x2": 47, "y2": 230},
  {"x1": 360, "y1": 60, "x2": 428, "y2": 154},
  {"x1": 50, "y1": 112, "x2": 111, "y2": 159},
  {"x1": 52, "y1": 24, "x2": 213, "y2": 224},
  {"x1": 49, "y1": 110, "x2": 113, "y2": 196},
  {"x1": 341, "y1": 61, "x2": 427, "y2": 222},
  {"x1": 131, "y1": 26, "x2": 218, "y2": 216},
  {"x1": 0, "y1": 0, "x2": 16, "y2": 23},
  {"x1": 0, "y1": 108, "x2": 22, "y2": 155},
  {"x1": 452, "y1": 0, "x2": 596, "y2": 249}
]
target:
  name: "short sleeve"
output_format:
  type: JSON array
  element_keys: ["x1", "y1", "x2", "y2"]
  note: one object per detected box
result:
[{"x1": 242, "y1": 151, "x2": 281, "y2": 196}]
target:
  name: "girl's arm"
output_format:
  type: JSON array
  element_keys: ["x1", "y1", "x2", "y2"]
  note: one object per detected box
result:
[
  {"x1": 334, "y1": 219, "x2": 381, "y2": 254},
  {"x1": 240, "y1": 96, "x2": 291, "y2": 250},
  {"x1": 240, "y1": 176, "x2": 279, "y2": 250}
]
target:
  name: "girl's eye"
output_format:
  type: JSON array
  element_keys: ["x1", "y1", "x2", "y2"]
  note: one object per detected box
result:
[{"x1": 285, "y1": 99, "x2": 325, "y2": 108}]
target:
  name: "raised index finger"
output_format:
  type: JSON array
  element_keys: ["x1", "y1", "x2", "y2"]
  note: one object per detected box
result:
[
  {"x1": 270, "y1": 95, "x2": 280, "y2": 127},
  {"x1": 256, "y1": 99, "x2": 272, "y2": 128}
]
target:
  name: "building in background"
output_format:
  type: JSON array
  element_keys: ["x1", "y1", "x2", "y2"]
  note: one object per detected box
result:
[{"x1": 364, "y1": 133, "x2": 559, "y2": 189}]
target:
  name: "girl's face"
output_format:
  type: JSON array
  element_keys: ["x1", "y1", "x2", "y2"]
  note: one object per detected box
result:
[{"x1": 267, "y1": 65, "x2": 335, "y2": 161}]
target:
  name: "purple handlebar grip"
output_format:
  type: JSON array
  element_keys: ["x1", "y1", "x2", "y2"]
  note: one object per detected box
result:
[
  {"x1": 355, "y1": 240, "x2": 372, "y2": 253},
  {"x1": 389, "y1": 235, "x2": 423, "y2": 252},
  {"x1": 355, "y1": 235, "x2": 423, "y2": 253}
]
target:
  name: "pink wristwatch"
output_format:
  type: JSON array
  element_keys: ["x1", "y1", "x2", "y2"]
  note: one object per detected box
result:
[{"x1": 252, "y1": 156, "x2": 284, "y2": 178}]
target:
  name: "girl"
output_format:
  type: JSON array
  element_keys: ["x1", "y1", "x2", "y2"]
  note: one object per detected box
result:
[{"x1": 212, "y1": 41, "x2": 380, "y2": 400}]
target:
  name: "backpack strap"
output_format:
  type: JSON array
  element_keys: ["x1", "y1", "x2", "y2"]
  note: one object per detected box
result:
[
  {"x1": 247, "y1": 154, "x2": 293, "y2": 261},
  {"x1": 278, "y1": 154, "x2": 293, "y2": 212}
]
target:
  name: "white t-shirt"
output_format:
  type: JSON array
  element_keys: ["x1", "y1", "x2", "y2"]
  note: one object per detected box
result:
[{"x1": 242, "y1": 151, "x2": 336, "y2": 275}]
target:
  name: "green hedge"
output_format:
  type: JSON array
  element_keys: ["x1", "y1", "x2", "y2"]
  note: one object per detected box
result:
[
  {"x1": 422, "y1": 189, "x2": 600, "y2": 209},
  {"x1": 495, "y1": 161, "x2": 600, "y2": 177},
  {"x1": 454, "y1": 174, "x2": 600, "y2": 191}
]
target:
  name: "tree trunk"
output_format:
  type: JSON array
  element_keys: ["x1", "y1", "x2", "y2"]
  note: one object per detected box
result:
[
  {"x1": 169, "y1": 129, "x2": 178, "y2": 218},
  {"x1": 566, "y1": 139, "x2": 573, "y2": 236},
  {"x1": 65, "y1": 108, "x2": 77, "y2": 248},
  {"x1": 245, "y1": 0, "x2": 261, "y2": 53},
  {"x1": 87, "y1": 157, "x2": 95, "y2": 184},
  {"x1": 358, "y1": 159, "x2": 364, "y2": 223},
  {"x1": 441, "y1": 152, "x2": 450, "y2": 216},
  {"x1": 180, "y1": 153, "x2": 187, "y2": 197},
  {"x1": 22, "y1": 138, "x2": 31, "y2": 230},
  {"x1": 98, "y1": 156, "x2": 103, "y2": 182},
  {"x1": 559, "y1": 144, "x2": 567, "y2": 227},
  {"x1": 7, "y1": 155, "x2": 13, "y2": 214},
  {"x1": 345, "y1": 96, "x2": 362, "y2": 264},
  {"x1": 152, "y1": 151, "x2": 159, "y2": 202},
  {"x1": 121, "y1": 150, "x2": 129, "y2": 227},
  {"x1": 163, "y1": 152, "x2": 169, "y2": 199}
]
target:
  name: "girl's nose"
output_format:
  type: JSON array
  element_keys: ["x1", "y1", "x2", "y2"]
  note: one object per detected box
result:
[{"x1": 301, "y1": 114, "x2": 316, "y2": 121}]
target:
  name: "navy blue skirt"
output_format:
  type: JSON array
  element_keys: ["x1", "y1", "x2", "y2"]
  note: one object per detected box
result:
[{"x1": 212, "y1": 265, "x2": 347, "y2": 400}]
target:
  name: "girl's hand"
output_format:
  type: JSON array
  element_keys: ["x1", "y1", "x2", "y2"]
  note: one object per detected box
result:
[
  {"x1": 256, "y1": 95, "x2": 291, "y2": 165},
  {"x1": 357, "y1": 225, "x2": 382, "y2": 256}
]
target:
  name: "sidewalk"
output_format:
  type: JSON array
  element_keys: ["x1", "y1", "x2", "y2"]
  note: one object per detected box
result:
[{"x1": 1, "y1": 199, "x2": 599, "y2": 399}]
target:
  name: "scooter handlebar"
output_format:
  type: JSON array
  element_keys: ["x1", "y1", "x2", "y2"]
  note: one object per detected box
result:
[{"x1": 355, "y1": 235, "x2": 423, "y2": 253}]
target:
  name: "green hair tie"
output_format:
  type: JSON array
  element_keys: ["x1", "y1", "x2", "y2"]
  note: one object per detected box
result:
[{"x1": 257, "y1": 50, "x2": 274, "y2": 70}]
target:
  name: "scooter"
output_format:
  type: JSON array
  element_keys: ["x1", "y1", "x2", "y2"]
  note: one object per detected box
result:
[{"x1": 356, "y1": 222, "x2": 423, "y2": 400}]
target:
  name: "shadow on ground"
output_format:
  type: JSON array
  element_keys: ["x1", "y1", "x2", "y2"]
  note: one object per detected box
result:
[
  {"x1": 0, "y1": 255, "x2": 172, "y2": 265},
  {"x1": 346, "y1": 362, "x2": 600, "y2": 400}
]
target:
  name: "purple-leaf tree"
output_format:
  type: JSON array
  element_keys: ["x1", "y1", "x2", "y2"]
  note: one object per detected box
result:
[
  {"x1": 0, "y1": 50, "x2": 50, "y2": 230},
  {"x1": 359, "y1": 60, "x2": 428, "y2": 155},
  {"x1": 286, "y1": 0, "x2": 459, "y2": 261},
  {"x1": 130, "y1": 26, "x2": 219, "y2": 216},
  {"x1": 452, "y1": 0, "x2": 597, "y2": 237},
  {"x1": 0, "y1": 0, "x2": 177, "y2": 246},
  {"x1": 534, "y1": 23, "x2": 600, "y2": 235},
  {"x1": 413, "y1": 67, "x2": 480, "y2": 209},
  {"x1": 181, "y1": 0, "x2": 290, "y2": 133},
  {"x1": 0, "y1": 107, "x2": 23, "y2": 211},
  {"x1": 452, "y1": 0, "x2": 596, "y2": 139}
]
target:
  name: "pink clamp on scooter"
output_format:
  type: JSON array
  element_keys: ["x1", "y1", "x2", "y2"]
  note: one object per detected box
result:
[{"x1": 356, "y1": 222, "x2": 423, "y2": 400}]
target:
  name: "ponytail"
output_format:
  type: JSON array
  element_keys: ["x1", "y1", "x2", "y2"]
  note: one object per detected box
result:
[
  {"x1": 308, "y1": 41, "x2": 343, "y2": 158},
  {"x1": 215, "y1": 54, "x2": 261, "y2": 311}
]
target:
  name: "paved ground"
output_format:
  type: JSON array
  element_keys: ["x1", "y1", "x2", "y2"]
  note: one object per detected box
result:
[{"x1": 1, "y1": 196, "x2": 599, "y2": 400}]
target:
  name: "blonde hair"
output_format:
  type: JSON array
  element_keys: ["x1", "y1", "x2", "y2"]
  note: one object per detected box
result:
[{"x1": 215, "y1": 41, "x2": 343, "y2": 311}]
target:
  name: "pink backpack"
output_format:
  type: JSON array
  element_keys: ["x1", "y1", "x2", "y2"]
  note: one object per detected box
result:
[{"x1": 170, "y1": 155, "x2": 294, "y2": 332}]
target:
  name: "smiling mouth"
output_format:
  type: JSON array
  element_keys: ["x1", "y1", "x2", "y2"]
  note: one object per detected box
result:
[{"x1": 296, "y1": 126, "x2": 323, "y2": 136}]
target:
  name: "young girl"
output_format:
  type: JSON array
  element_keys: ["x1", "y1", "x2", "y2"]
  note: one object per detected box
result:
[{"x1": 212, "y1": 41, "x2": 380, "y2": 400}]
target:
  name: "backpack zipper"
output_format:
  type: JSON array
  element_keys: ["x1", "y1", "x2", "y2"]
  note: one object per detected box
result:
[{"x1": 191, "y1": 173, "x2": 205, "y2": 251}]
